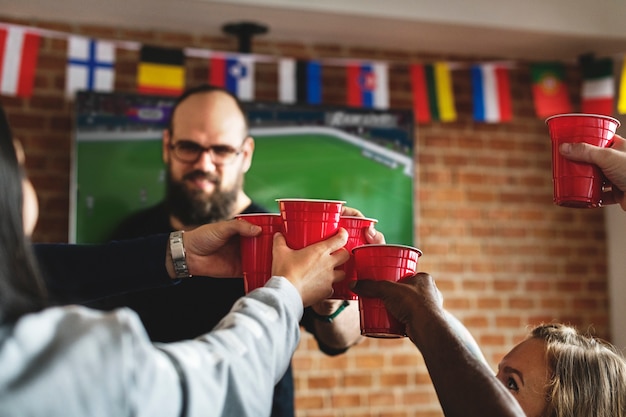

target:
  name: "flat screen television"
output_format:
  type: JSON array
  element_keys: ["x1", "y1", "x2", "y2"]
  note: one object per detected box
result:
[{"x1": 71, "y1": 91, "x2": 416, "y2": 246}]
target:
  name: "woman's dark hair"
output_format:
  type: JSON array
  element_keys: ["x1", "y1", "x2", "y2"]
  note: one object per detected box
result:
[{"x1": 0, "y1": 106, "x2": 47, "y2": 324}]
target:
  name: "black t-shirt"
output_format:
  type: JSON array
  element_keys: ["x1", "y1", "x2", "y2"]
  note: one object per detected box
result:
[{"x1": 91, "y1": 201, "x2": 270, "y2": 341}]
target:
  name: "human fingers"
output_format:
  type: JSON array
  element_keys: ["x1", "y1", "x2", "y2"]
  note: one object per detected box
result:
[
  {"x1": 339, "y1": 206, "x2": 385, "y2": 243},
  {"x1": 365, "y1": 224, "x2": 386, "y2": 244},
  {"x1": 558, "y1": 140, "x2": 626, "y2": 171},
  {"x1": 559, "y1": 141, "x2": 626, "y2": 194},
  {"x1": 558, "y1": 142, "x2": 606, "y2": 165},
  {"x1": 610, "y1": 134, "x2": 626, "y2": 151},
  {"x1": 181, "y1": 220, "x2": 262, "y2": 278},
  {"x1": 351, "y1": 273, "x2": 442, "y2": 321},
  {"x1": 325, "y1": 228, "x2": 350, "y2": 258},
  {"x1": 350, "y1": 277, "x2": 396, "y2": 298},
  {"x1": 272, "y1": 229, "x2": 349, "y2": 306},
  {"x1": 341, "y1": 206, "x2": 364, "y2": 217},
  {"x1": 608, "y1": 136, "x2": 626, "y2": 209},
  {"x1": 186, "y1": 219, "x2": 261, "y2": 254},
  {"x1": 230, "y1": 218, "x2": 264, "y2": 238},
  {"x1": 271, "y1": 232, "x2": 333, "y2": 305}
]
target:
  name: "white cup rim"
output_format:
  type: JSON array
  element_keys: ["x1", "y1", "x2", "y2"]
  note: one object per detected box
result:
[
  {"x1": 545, "y1": 113, "x2": 621, "y2": 127},
  {"x1": 352, "y1": 243, "x2": 423, "y2": 256},
  {"x1": 276, "y1": 198, "x2": 346, "y2": 204},
  {"x1": 340, "y1": 216, "x2": 378, "y2": 223},
  {"x1": 235, "y1": 213, "x2": 281, "y2": 217}
]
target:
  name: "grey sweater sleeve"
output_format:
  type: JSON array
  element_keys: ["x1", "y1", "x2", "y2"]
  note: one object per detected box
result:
[
  {"x1": 147, "y1": 276, "x2": 304, "y2": 417},
  {"x1": 0, "y1": 276, "x2": 303, "y2": 417}
]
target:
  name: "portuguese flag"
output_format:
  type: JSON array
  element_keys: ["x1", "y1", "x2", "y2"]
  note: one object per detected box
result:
[
  {"x1": 530, "y1": 62, "x2": 572, "y2": 118},
  {"x1": 137, "y1": 45, "x2": 185, "y2": 96}
]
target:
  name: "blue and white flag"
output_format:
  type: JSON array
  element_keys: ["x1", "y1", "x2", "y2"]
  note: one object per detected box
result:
[
  {"x1": 66, "y1": 36, "x2": 115, "y2": 98},
  {"x1": 209, "y1": 55, "x2": 255, "y2": 101}
]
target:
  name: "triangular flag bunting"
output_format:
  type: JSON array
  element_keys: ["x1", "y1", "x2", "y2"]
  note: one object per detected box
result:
[
  {"x1": 471, "y1": 63, "x2": 512, "y2": 123},
  {"x1": 530, "y1": 62, "x2": 572, "y2": 118},
  {"x1": 0, "y1": 26, "x2": 40, "y2": 98},
  {"x1": 410, "y1": 62, "x2": 457, "y2": 123},
  {"x1": 346, "y1": 62, "x2": 389, "y2": 109},
  {"x1": 209, "y1": 55, "x2": 255, "y2": 101},
  {"x1": 137, "y1": 45, "x2": 185, "y2": 96},
  {"x1": 66, "y1": 36, "x2": 115, "y2": 98}
]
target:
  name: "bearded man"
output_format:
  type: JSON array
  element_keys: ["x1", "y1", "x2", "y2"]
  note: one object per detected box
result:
[
  {"x1": 112, "y1": 84, "x2": 262, "y2": 237},
  {"x1": 98, "y1": 84, "x2": 362, "y2": 417}
]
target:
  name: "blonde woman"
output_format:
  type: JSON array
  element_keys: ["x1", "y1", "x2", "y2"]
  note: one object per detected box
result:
[{"x1": 352, "y1": 273, "x2": 626, "y2": 417}]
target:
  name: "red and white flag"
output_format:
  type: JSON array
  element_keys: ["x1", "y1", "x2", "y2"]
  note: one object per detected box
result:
[
  {"x1": 0, "y1": 26, "x2": 40, "y2": 98},
  {"x1": 580, "y1": 56, "x2": 614, "y2": 116}
]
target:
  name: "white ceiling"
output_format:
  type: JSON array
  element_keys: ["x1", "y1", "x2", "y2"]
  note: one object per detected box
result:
[{"x1": 2, "y1": 0, "x2": 626, "y2": 61}]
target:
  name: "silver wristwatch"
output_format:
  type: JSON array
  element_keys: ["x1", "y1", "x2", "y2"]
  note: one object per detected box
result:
[{"x1": 169, "y1": 230, "x2": 191, "y2": 278}]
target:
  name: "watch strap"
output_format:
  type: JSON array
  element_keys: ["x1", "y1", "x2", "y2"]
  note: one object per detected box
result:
[
  {"x1": 310, "y1": 300, "x2": 350, "y2": 323},
  {"x1": 169, "y1": 230, "x2": 191, "y2": 278}
]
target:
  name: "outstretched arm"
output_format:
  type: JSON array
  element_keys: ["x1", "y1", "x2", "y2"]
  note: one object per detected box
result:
[
  {"x1": 351, "y1": 273, "x2": 525, "y2": 417},
  {"x1": 35, "y1": 219, "x2": 263, "y2": 304},
  {"x1": 21, "y1": 228, "x2": 349, "y2": 417},
  {"x1": 34, "y1": 235, "x2": 174, "y2": 303}
]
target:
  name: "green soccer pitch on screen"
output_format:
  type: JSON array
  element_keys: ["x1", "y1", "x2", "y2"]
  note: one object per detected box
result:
[{"x1": 72, "y1": 92, "x2": 416, "y2": 246}]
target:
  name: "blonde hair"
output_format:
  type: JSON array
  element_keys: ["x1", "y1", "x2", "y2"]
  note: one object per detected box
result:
[{"x1": 531, "y1": 324, "x2": 626, "y2": 417}]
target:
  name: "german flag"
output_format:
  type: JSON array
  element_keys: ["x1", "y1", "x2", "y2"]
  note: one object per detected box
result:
[{"x1": 137, "y1": 45, "x2": 185, "y2": 96}]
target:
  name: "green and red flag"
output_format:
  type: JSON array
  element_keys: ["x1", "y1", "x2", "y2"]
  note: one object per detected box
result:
[
  {"x1": 530, "y1": 62, "x2": 572, "y2": 118},
  {"x1": 410, "y1": 62, "x2": 457, "y2": 123}
]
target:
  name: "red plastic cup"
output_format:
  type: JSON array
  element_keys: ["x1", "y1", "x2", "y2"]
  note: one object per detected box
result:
[
  {"x1": 546, "y1": 113, "x2": 620, "y2": 208},
  {"x1": 276, "y1": 198, "x2": 345, "y2": 250},
  {"x1": 235, "y1": 213, "x2": 283, "y2": 293},
  {"x1": 352, "y1": 244, "x2": 422, "y2": 338},
  {"x1": 329, "y1": 216, "x2": 378, "y2": 300}
]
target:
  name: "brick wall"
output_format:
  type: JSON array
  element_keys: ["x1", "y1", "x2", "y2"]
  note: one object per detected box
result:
[{"x1": 1, "y1": 16, "x2": 610, "y2": 417}]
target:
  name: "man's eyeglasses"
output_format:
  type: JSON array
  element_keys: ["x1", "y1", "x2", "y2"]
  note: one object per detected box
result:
[{"x1": 169, "y1": 140, "x2": 244, "y2": 164}]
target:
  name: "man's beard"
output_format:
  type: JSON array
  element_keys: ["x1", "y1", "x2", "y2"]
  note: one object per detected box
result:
[{"x1": 165, "y1": 168, "x2": 242, "y2": 226}]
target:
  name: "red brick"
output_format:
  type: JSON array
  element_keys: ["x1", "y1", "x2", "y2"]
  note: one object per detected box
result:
[{"x1": 380, "y1": 372, "x2": 410, "y2": 386}]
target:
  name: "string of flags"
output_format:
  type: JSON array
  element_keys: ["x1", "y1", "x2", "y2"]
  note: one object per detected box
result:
[{"x1": 1, "y1": 22, "x2": 625, "y2": 124}]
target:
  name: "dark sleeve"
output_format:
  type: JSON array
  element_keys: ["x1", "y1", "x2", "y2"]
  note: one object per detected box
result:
[
  {"x1": 34, "y1": 234, "x2": 177, "y2": 304},
  {"x1": 300, "y1": 307, "x2": 349, "y2": 356}
]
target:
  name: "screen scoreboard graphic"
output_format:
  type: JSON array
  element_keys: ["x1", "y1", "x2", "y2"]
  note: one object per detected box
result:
[{"x1": 72, "y1": 92, "x2": 416, "y2": 245}]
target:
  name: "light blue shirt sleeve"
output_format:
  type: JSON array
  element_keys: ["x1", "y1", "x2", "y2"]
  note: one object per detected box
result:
[{"x1": 0, "y1": 276, "x2": 302, "y2": 417}]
